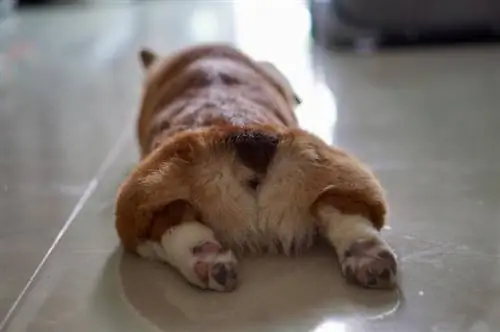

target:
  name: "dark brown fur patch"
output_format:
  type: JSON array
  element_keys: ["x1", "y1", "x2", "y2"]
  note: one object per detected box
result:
[
  {"x1": 226, "y1": 131, "x2": 280, "y2": 174},
  {"x1": 218, "y1": 72, "x2": 240, "y2": 85},
  {"x1": 311, "y1": 188, "x2": 386, "y2": 230},
  {"x1": 140, "y1": 48, "x2": 157, "y2": 69},
  {"x1": 246, "y1": 176, "x2": 261, "y2": 190},
  {"x1": 149, "y1": 199, "x2": 197, "y2": 242}
]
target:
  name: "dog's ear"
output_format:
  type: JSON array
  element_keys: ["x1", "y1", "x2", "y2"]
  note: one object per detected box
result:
[
  {"x1": 258, "y1": 61, "x2": 302, "y2": 106},
  {"x1": 139, "y1": 47, "x2": 158, "y2": 70}
]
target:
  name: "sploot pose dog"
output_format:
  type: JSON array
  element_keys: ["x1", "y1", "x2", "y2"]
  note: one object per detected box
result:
[{"x1": 115, "y1": 44, "x2": 397, "y2": 292}]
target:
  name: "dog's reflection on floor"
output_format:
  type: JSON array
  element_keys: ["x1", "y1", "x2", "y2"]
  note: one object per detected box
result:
[{"x1": 114, "y1": 246, "x2": 401, "y2": 332}]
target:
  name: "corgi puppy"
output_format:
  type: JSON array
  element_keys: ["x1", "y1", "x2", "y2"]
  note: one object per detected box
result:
[{"x1": 115, "y1": 44, "x2": 397, "y2": 292}]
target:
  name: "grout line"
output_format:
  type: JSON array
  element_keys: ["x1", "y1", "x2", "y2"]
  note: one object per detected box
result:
[{"x1": 0, "y1": 125, "x2": 130, "y2": 332}]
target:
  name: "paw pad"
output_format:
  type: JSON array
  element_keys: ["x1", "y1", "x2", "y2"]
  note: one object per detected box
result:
[
  {"x1": 190, "y1": 241, "x2": 238, "y2": 292},
  {"x1": 341, "y1": 239, "x2": 397, "y2": 289}
]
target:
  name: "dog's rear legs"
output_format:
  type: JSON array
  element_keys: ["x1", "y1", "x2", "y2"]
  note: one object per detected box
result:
[
  {"x1": 137, "y1": 206, "x2": 238, "y2": 292},
  {"x1": 315, "y1": 205, "x2": 398, "y2": 289}
]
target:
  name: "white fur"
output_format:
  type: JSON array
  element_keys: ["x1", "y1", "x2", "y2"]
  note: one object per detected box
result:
[
  {"x1": 160, "y1": 221, "x2": 216, "y2": 265},
  {"x1": 317, "y1": 206, "x2": 390, "y2": 260},
  {"x1": 194, "y1": 147, "x2": 319, "y2": 254},
  {"x1": 194, "y1": 158, "x2": 260, "y2": 251},
  {"x1": 137, "y1": 221, "x2": 215, "y2": 262},
  {"x1": 136, "y1": 241, "x2": 163, "y2": 260},
  {"x1": 137, "y1": 221, "x2": 236, "y2": 290}
]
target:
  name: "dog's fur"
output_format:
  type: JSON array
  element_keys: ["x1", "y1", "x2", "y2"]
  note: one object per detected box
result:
[{"x1": 115, "y1": 44, "x2": 396, "y2": 291}]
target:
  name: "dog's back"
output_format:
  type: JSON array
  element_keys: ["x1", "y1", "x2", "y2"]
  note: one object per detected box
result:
[{"x1": 137, "y1": 44, "x2": 299, "y2": 157}]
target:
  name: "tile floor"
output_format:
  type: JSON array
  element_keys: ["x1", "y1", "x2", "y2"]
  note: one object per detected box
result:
[{"x1": 1, "y1": 1, "x2": 500, "y2": 331}]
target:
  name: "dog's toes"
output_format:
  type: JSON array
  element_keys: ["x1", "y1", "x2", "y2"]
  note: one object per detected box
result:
[
  {"x1": 209, "y1": 261, "x2": 238, "y2": 291},
  {"x1": 341, "y1": 239, "x2": 397, "y2": 289},
  {"x1": 190, "y1": 241, "x2": 238, "y2": 292}
]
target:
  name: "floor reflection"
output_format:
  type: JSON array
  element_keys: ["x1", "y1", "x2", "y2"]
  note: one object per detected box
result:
[{"x1": 118, "y1": 248, "x2": 401, "y2": 332}]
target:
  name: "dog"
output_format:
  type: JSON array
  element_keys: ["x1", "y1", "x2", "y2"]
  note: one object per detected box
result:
[{"x1": 115, "y1": 44, "x2": 397, "y2": 292}]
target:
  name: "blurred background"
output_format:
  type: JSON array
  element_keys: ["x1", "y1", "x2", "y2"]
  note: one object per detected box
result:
[{"x1": 1, "y1": 1, "x2": 500, "y2": 332}]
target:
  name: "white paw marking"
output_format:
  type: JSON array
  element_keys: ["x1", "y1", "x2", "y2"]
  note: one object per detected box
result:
[
  {"x1": 137, "y1": 222, "x2": 239, "y2": 292},
  {"x1": 190, "y1": 241, "x2": 238, "y2": 292},
  {"x1": 341, "y1": 239, "x2": 397, "y2": 289}
]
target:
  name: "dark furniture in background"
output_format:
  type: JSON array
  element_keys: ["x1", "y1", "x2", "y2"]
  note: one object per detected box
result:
[{"x1": 309, "y1": 0, "x2": 500, "y2": 48}]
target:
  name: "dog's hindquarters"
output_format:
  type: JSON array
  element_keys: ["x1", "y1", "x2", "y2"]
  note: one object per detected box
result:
[{"x1": 115, "y1": 126, "x2": 397, "y2": 290}]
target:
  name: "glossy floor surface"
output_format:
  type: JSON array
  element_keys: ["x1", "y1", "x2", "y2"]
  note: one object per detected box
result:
[{"x1": 1, "y1": 1, "x2": 500, "y2": 331}]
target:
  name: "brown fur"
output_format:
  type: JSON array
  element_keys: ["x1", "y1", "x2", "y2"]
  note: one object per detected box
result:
[
  {"x1": 136, "y1": 44, "x2": 298, "y2": 157},
  {"x1": 115, "y1": 44, "x2": 387, "y2": 254}
]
